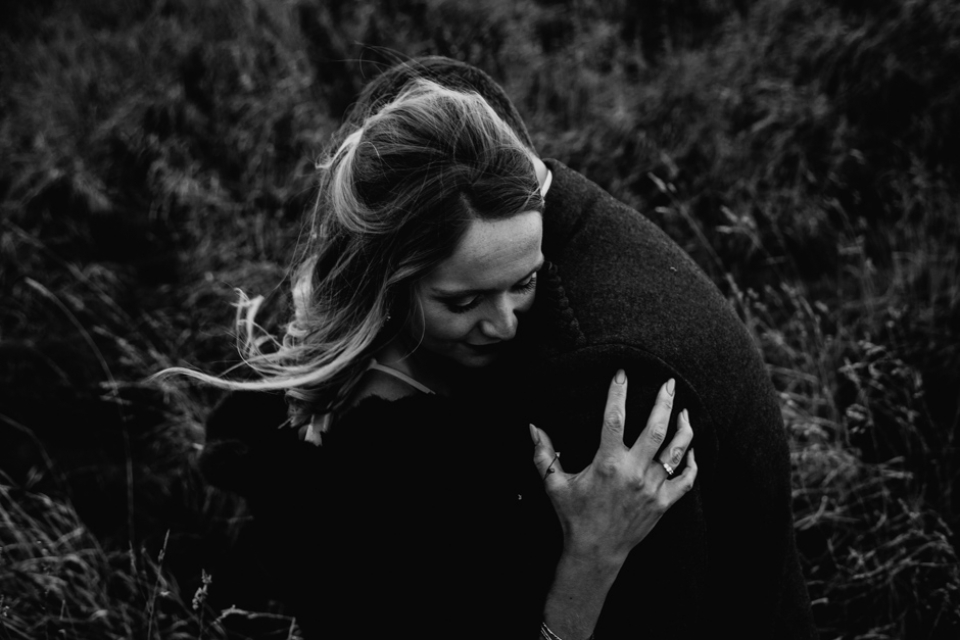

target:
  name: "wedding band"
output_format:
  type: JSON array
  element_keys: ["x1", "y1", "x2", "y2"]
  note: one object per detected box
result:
[{"x1": 661, "y1": 461, "x2": 675, "y2": 476}]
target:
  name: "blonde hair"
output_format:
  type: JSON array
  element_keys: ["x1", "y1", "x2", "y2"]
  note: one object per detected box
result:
[{"x1": 161, "y1": 79, "x2": 543, "y2": 424}]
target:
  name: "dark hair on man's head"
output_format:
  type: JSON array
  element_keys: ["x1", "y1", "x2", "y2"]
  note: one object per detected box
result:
[{"x1": 339, "y1": 57, "x2": 535, "y2": 152}]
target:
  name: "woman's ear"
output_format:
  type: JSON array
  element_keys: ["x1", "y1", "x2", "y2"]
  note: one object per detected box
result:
[{"x1": 385, "y1": 285, "x2": 416, "y2": 332}]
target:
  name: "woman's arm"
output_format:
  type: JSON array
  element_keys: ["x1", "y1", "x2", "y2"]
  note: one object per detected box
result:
[
  {"x1": 541, "y1": 552, "x2": 622, "y2": 639},
  {"x1": 532, "y1": 372, "x2": 698, "y2": 639}
]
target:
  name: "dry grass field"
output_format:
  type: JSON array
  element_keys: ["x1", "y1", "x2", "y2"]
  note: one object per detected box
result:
[{"x1": 2, "y1": 0, "x2": 958, "y2": 638}]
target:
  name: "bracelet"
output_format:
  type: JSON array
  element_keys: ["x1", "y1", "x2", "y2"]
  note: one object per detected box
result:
[
  {"x1": 540, "y1": 622, "x2": 563, "y2": 640},
  {"x1": 540, "y1": 621, "x2": 594, "y2": 640}
]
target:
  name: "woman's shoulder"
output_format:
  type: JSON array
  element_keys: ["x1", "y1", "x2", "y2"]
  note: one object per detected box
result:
[
  {"x1": 348, "y1": 364, "x2": 431, "y2": 405},
  {"x1": 199, "y1": 390, "x2": 295, "y2": 497}
]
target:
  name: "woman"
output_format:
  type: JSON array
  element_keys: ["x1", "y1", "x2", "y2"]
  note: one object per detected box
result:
[{"x1": 182, "y1": 78, "x2": 696, "y2": 639}]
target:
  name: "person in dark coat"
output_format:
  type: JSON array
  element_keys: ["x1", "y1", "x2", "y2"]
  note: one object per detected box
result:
[{"x1": 196, "y1": 58, "x2": 817, "y2": 639}]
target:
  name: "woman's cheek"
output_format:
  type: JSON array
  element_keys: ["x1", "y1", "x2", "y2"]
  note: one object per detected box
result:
[
  {"x1": 449, "y1": 312, "x2": 480, "y2": 341},
  {"x1": 421, "y1": 305, "x2": 471, "y2": 341}
]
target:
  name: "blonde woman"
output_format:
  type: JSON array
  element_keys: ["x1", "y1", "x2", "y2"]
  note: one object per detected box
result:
[{"x1": 177, "y1": 77, "x2": 696, "y2": 638}]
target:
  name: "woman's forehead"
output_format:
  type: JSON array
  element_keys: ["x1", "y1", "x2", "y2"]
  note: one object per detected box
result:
[{"x1": 425, "y1": 212, "x2": 543, "y2": 293}]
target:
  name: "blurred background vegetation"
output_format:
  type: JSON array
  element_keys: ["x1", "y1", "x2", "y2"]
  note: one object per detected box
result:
[{"x1": 1, "y1": 0, "x2": 958, "y2": 638}]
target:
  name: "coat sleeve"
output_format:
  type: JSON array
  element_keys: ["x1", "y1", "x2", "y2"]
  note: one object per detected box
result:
[{"x1": 526, "y1": 160, "x2": 818, "y2": 638}]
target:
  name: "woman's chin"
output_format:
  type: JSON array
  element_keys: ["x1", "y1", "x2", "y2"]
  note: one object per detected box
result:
[
  {"x1": 426, "y1": 344, "x2": 508, "y2": 371},
  {"x1": 457, "y1": 343, "x2": 510, "y2": 367},
  {"x1": 457, "y1": 352, "x2": 500, "y2": 368},
  {"x1": 412, "y1": 340, "x2": 518, "y2": 375}
]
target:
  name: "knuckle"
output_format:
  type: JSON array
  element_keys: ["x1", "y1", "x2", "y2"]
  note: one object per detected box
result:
[
  {"x1": 596, "y1": 459, "x2": 618, "y2": 479},
  {"x1": 604, "y1": 407, "x2": 625, "y2": 430},
  {"x1": 544, "y1": 482, "x2": 563, "y2": 499},
  {"x1": 647, "y1": 426, "x2": 666, "y2": 446},
  {"x1": 670, "y1": 447, "x2": 684, "y2": 465},
  {"x1": 630, "y1": 474, "x2": 647, "y2": 492}
]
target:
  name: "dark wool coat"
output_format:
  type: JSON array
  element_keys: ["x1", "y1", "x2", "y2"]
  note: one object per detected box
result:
[
  {"x1": 201, "y1": 58, "x2": 818, "y2": 639},
  {"x1": 524, "y1": 162, "x2": 818, "y2": 638}
]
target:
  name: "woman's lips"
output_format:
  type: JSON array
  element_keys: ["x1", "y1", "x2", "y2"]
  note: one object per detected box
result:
[{"x1": 466, "y1": 342, "x2": 504, "y2": 354}]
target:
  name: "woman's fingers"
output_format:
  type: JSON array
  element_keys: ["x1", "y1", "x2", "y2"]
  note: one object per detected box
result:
[
  {"x1": 530, "y1": 424, "x2": 565, "y2": 485},
  {"x1": 595, "y1": 369, "x2": 628, "y2": 459},
  {"x1": 631, "y1": 378, "x2": 675, "y2": 462},
  {"x1": 536, "y1": 377, "x2": 698, "y2": 565},
  {"x1": 658, "y1": 408, "x2": 693, "y2": 475}
]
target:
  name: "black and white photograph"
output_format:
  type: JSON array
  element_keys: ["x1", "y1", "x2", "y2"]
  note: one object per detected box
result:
[{"x1": 2, "y1": 1, "x2": 958, "y2": 638}]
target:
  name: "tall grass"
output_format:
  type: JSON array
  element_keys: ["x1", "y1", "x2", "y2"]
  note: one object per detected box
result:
[
  {"x1": 0, "y1": 484, "x2": 208, "y2": 639},
  {"x1": 2, "y1": 0, "x2": 958, "y2": 637}
]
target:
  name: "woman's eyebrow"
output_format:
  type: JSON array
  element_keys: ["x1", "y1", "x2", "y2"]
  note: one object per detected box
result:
[{"x1": 430, "y1": 257, "x2": 545, "y2": 297}]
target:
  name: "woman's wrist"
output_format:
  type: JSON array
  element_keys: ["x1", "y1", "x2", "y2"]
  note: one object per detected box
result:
[
  {"x1": 561, "y1": 537, "x2": 630, "y2": 569},
  {"x1": 543, "y1": 550, "x2": 625, "y2": 639}
]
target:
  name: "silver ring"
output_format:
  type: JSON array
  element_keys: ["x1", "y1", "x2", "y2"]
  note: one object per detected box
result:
[
  {"x1": 661, "y1": 461, "x2": 675, "y2": 477},
  {"x1": 543, "y1": 452, "x2": 561, "y2": 481}
]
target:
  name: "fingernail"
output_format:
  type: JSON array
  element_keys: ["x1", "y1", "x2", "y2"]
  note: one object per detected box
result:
[
  {"x1": 666, "y1": 378, "x2": 675, "y2": 396},
  {"x1": 681, "y1": 408, "x2": 690, "y2": 423},
  {"x1": 615, "y1": 369, "x2": 626, "y2": 384},
  {"x1": 529, "y1": 423, "x2": 540, "y2": 445}
]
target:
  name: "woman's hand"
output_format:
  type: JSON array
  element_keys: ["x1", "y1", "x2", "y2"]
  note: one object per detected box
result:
[
  {"x1": 532, "y1": 370, "x2": 698, "y2": 566},
  {"x1": 533, "y1": 371, "x2": 697, "y2": 639}
]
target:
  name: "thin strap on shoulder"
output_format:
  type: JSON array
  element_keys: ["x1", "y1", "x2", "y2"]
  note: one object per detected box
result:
[
  {"x1": 368, "y1": 359, "x2": 436, "y2": 395},
  {"x1": 299, "y1": 361, "x2": 432, "y2": 446}
]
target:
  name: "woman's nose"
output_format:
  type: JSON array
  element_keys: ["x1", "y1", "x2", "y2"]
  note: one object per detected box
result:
[{"x1": 479, "y1": 297, "x2": 519, "y2": 341}]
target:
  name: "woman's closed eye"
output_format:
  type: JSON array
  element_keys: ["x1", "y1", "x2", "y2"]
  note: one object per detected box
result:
[
  {"x1": 445, "y1": 295, "x2": 483, "y2": 314},
  {"x1": 513, "y1": 273, "x2": 538, "y2": 295},
  {"x1": 441, "y1": 273, "x2": 538, "y2": 314}
]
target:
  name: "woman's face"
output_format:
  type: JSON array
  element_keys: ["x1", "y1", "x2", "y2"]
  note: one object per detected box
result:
[{"x1": 408, "y1": 211, "x2": 544, "y2": 368}]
